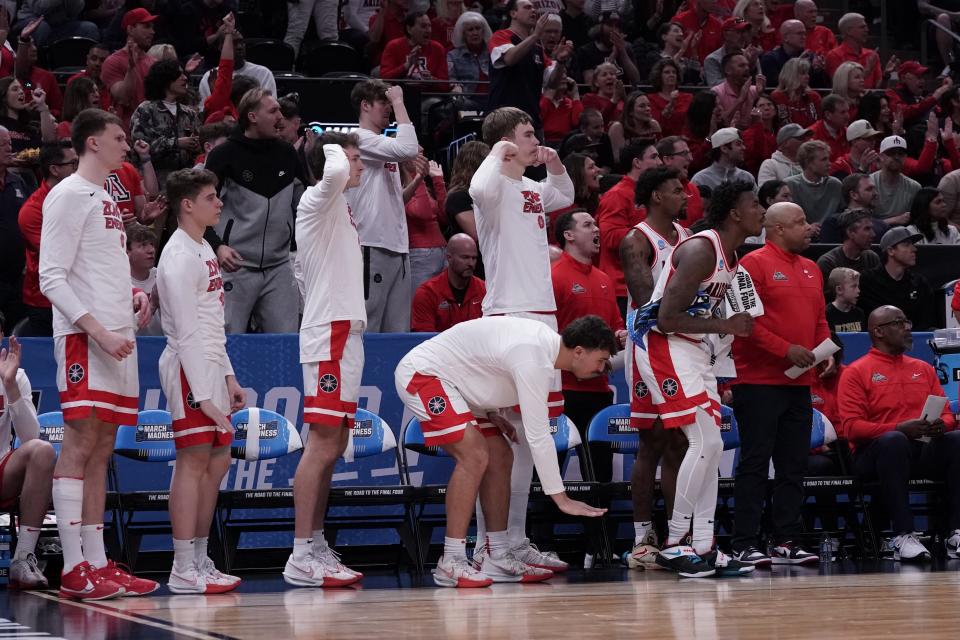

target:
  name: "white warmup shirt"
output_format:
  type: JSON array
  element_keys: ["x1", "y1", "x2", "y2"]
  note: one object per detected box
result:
[
  {"x1": 295, "y1": 145, "x2": 367, "y2": 363},
  {"x1": 156, "y1": 229, "x2": 233, "y2": 403},
  {"x1": 40, "y1": 174, "x2": 134, "y2": 337},
  {"x1": 469, "y1": 152, "x2": 574, "y2": 316},
  {"x1": 0, "y1": 370, "x2": 40, "y2": 457},
  {"x1": 403, "y1": 317, "x2": 566, "y2": 495},
  {"x1": 344, "y1": 123, "x2": 419, "y2": 253}
]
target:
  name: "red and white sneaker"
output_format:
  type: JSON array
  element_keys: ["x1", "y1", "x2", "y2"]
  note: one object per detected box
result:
[
  {"x1": 314, "y1": 542, "x2": 363, "y2": 580},
  {"x1": 511, "y1": 539, "x2": 569, "y2": 573},
  {"x1": 479, "y1": 552, "x2": 554, "y2": 583},
  {"x1": 96, "y1": 561, "x2": 160, "y2": 596},
  {"x1": 432, "y1": 554, "x2": 493, "y2": 588},
  {"x1": 283, "y1": 553, "x2": 360, "y2": 588},
  {"x1": 197, "y1": 556, "x2": 241, "y2": 592},
  {"x1": 60, "y1": 561, "x2": 125, "y2": 601}
]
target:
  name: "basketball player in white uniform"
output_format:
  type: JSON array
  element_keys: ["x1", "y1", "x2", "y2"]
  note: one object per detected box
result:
[
  {"x1": 158, "y1": 169, "x2": 246, "y2": 594},
  {"x1": 468, "y1": 107, "x2": 575, "y2": 576},
  {"x1": 632, "y1": 181, "x2": 763, "y2": 578},
  {"x1": 40, "y1": 108, "x2": 158, "y2": 600},
  {"x1": 619, "y1": 166, "x2": 690, "y2": 569},
  {"x1": 284, "y1": 133, "x2": 366, "y2": 588},
  {"x1": 395, "y1": 316, "x2": 610, "y2": 587}
]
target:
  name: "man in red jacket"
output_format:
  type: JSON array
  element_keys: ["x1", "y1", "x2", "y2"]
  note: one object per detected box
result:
[
  {"x1": 17, "y1": 141, "x2": 77, "y2": 337},
  {"x1": 885, "y1": 62, "x2": 952, "y2": 128},
  {"x1": 838, "y1": 305, "x2": 959, "y2": 562},
  {"x1": 730, "y1": 202, "x2": 830, "y2": 567},
  {"x1": 595, "y1": 139, "x2": 662, "y2": 319},
  {"x1": 411, "y1": 234, "x2": 485, "y2": 332}
]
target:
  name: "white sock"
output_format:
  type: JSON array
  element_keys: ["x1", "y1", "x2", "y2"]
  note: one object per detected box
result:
[
  {"x1": 194, "y1": 536, "x2": 209, "y2": 562},
  {"x1": 81, "y1": 524, "x2": 108, "y2": 569},
  {"x1": 293, "y1": 538, "x2": 312, "y2": 561},
  {"x1": 312, "y1": 529, "x2": 327, "y2": 551},
  {"x1": 52, "y1": 477, "x2": 84, "y2": 573},
  {"x1": 173, "y1": 538, "x2": 195, "y2": 573},
  {"x1": 14, "y1": 525, "x2": 41, "y2": 561},
  {"x1": 443, "y1": 536, "x2": 466, "y2": 560},
  {"x1": 486, "y1": 530, "x2": 510, "y2": 559},
  {"x1": 634, "y1": 521, "x2": 652, "y2": 546}
]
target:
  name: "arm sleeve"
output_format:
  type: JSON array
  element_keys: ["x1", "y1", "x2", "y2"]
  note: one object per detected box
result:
[
  {"x1": 358, "y1": 123, "x2": 419, "y2": 162},
  {"x1": 468, "y1": 152, "x2": 504, "y2": 209},
  {"x1": 904, "y1": 139, "x2": 937, "y2": 177},
  {"x1": 596, "y1": 193, "x2": 632, "y2": 260},
  {"x1": 379, "y1": 40, "x2": 408, "y2": 79},
  {"x1": 514, "y1": 362, "x2": 565, "y2": 495},
  {"x1": 4, "y1": 370, "x2": 39, "y2": 444},
  {"x1": 298, "y1": 145, "x2": 350, "y2": 217},
  {"x1": 17, "y1": 199, "x2": 41, "y2": 252},
  {"x1": 838, "y1": 366, "x2": 897, "y2": 442},
  {"x1": 203, "y1": 59, "x2": 235, "y2": 115},
  {"x1": 38, "y1": 193, "x2": 89, "y2": 325},
  {"x1": 156, "y1": 251, "x2": 215, "y2": 402},
  {"x1": 540, "y1": 169, "x2": 576, "y2": 212}
]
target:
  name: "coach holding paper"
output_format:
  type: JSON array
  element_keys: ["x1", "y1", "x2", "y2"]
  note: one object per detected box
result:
[{"x1": 729, "y1": 202, "x2": 831, "y2": 566}]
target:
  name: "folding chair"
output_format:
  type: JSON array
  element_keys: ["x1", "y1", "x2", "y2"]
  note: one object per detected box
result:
[
  {"x1": 585, "y1": 404, "x2": 638, "y2": 555},
  {"x1": 297, "y1": 42, "x2": 365, "y2": 76},
  {"x1": 243, "y1": 38, "x2": 296, "y2": 72},
  {"x1": 400, "y1": 416, "x2": 454, "y2": 566}
]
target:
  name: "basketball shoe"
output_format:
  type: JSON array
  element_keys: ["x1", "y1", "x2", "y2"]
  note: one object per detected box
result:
[
  {"x1": 510, "y1": 538, "x2": 568, "y2": 572},
  {"x1": 626, "y1": 529, "x2": 660, "y2": 570},
  {"x1": 478, "y1": 551, "x2": 554, "y2": 583},
  {"x1": 197, "y1": 556, "x2": 241, "y2": 592},
  {"x1": 770, "y1": 542, "x2": 819, "y2": 565},
  {"x1": 314, "y1": 540, "x2": 363, "y2": 580},
  {"x1": 433, "y1": 554, "x2": 493, "y2": 588},
  {"x1": 945, "y1": 530, "x2": 960, "y2": 559},
  {"x1": 60, "y1": 561, "x2": 125, "y2": 600},
  {"x1": 169, "y1": 563, "x2": 237, "y2": 595},
  {"x1": 701, "y1": 549, "x2": 755, "y2": 577},
  {"x1": 283, "y1": 553, "x2": 361, "y2": 587},
  {"x1": 735, "y1": 546, "x2": 772, "y2": 567},
  {"x1": 9, "y1": 553, "x2": 48, "y2": 589},
  {"x1": 96, "y1": 561, "x2": 159, "y2": 596},
  {"x1": 655, "y1": 545, "x2": 715, "y2": 578},
  {"x1": 892, "y1": 534, "x2": 930, "y2": 562}
]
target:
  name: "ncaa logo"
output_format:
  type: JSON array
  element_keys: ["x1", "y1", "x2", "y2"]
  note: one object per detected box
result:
[
  {"x1": 427, "y1": 396, "x2": 447, "y2": 415},
  {"x1": 634, "y1": 380, "x2": 648, "y2": 399},
  {"x1": 241, "y1": 170, "x2": 254, "y2": 183},
  {"x1": 185, "y1": 392, "x2": 200, "y2": 411},
  {"x1": 661, "y1": 378, "x2": 679, "y2": 397},
  {"x1": 68, "y1": 363, "x2": 85, "y2": 384},
  {"x1": 319, "y1": 374, "x2": 339, "y2": 393}
]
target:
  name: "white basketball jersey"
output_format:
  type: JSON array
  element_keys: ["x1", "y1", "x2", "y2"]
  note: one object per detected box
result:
[
  {"x1": 628, "y1": 220, "x2": 691, "y2": 309},
  {"x1": 649, "y1": 229, "x2": 738, "y2": 341}
]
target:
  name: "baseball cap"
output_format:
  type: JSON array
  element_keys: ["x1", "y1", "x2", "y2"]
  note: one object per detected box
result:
[
  {"x1": 898, "y1": 61, "x2": 929, "y2": 77},
  {"x1": 776, "y1": 123, "x2": 811, "y2": 146},
  {"x1": 846, "y1": 119, "x2": 883, "y2": 142},
  {"x1": 122, "y1": 8, "x2": 158, "y2": 32},
  {"x1": 722, "y1": 17, "x2": 751, "y2": 31},
  {"x1": 710, "y1": 127, "x2": 741, "y2": 149},
  {"x1": 879, "y1": 135, "x2": 908, "y2": 154},
  {"x1": 879, "y1": 227, "x2": 923, "y2": 253}
]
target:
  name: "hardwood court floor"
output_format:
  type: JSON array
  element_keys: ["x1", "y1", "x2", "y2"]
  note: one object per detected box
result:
[{"x1": 5, "y1": 562, "x2": 960, "y2": 639}]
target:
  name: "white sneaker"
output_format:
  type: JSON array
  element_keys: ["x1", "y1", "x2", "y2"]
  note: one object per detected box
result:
[
  {"x1": 313, "y1": 542, "x2": 363, "y2": 579},
  {"x1": 510, "y1": 538, "x2": 569, "y2": 573},
  {"x1": 893, "y1": 534, "x2": 930, "y2": 562},
  {"x1": 283, "y1": 553, "x2": 360, "y2": 588},
  {"x1": 626, "y1": 529, "x2": 660, "y2": 570},
  {"x1": 946, "y1": 530, "x2": 960, "y2": 559},
  {"x1": 432, "y1": 554, "x2": 493, "y2": 588},
  {"x1": 168, "y1": 565, "x2": 207, "y2": 594},
  {"x1": 9, "y1": 553, "x2": 48, "y2": 589},
  {"x1": 479, "y1": 552, "x2": 554, "y2": 583},
  {"x1": 197, "y1": 555, "x2": 241, "y2": 593}
]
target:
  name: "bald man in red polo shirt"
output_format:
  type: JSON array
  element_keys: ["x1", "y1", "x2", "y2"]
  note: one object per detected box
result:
[{"x1": 411, "y1": 234, "x2": 485, "y2": 332}]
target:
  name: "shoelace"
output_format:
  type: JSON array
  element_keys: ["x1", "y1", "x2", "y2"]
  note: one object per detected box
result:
[
  {"x1": 314, "y1": 545, "x2": 348, "y2": 572},
  {"x1": 198, "y1": 556, "x2": 230, "y2": 580}
]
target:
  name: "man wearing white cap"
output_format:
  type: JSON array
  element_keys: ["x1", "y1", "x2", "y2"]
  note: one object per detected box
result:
[
  {"x1": 829, "y1": 119, "x2": 883, "y2": 179},
  {"x1": 870, "y1": 135, "x2": 920, "y2": 224},
  {"x1": 758, "y1": 123, "x2": 811, "y2": 185},
  {"x1": 690, "y1": 127, "x2": 757, "y2": 191}
]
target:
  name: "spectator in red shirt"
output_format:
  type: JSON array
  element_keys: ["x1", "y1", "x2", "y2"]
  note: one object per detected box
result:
[
  {"x1": 581, "y1": 62, "x2": 624, "y2": 131},
  {"x1": 101, "y1": 8, "x2": 158, "y2": 128},
  {"x1": 381, "y1": 11, "x2": 450, "y2": 90},
  {"x1": 596, "y1": 138, "x2": 663, "y2": 316},
  {"x1": 0, "y1": 77, "x2": 56, "y2": 154},
  {"x1": 838, "y1": 305, "x2": 960, "y2": 561},
  {"x1": 734, "y1": 0, "x2": 778, "y2": 51},
  {"x1": 13, "y1": 22, "x2": 64, "y2": 118},
  {"x1": 793, "y1": 0, "x2": 835, "y2": 56},
  {"x1": 771, "y1": 57, "x2": 821, "y2": 128},
  {"x1": 431, "y1": 0, "x2": 463, "y2": 50},
  {"x1": 411, "y1": 233, "x2": 485, "y2": 332},
  {"x1": 16, "y1": 141, "x2": 76, "y2": 337},
  {"x1": 540, "y1": 77, "x2": 584, "y2": 144},
  {"x1": 825, "y1": 13, "x2": 884, "y2": 89},
  {"x1": 808, "y1": 94, "x2": 851, "y2": 161},
  {"x1": 369, "y1": 0, "x2": 410, "y2": 64},
  {"x1": 647, "y1": 59, "x2": 692, "y2": 139},
  {"x1": 743, "y1": 94, "x2": 778, "y2": 175},
  {"x1": 551, "y1": 208, "x2": 625, "y2": 481},
  {"x1": 886, "y1": 61, "x2": 953, "y2": 128},
  {"x1": 657, "y1": 135, "x2": 705, "y2": 227},
  {"x1": 730, "y1": 202, "x2": 830, "y2": 565},
  {"x1": 673, "y1": 0, "x2": 724, "y2": 63},
  {"x1": 403, "y1": 152, "x2": 448, "y2": 292},
  {"x1": 67, "y1": 43, "x2": 112, "y2": 115}
]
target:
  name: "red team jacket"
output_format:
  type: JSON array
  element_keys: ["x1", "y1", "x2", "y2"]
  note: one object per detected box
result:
[
  {"x1": 551, "y1": 252, "x2": 624, "y2": 393},
  {"x1": 596, "y1": 175, "x2": 644, "y2": 298},
  {"x1": 411, "y1": 270, "x2": 486, "y2": 332},
  {"x1": 17, "y1": 180, "x2": 51, "y2": 309},
  {"x1": 838, "y1": 348, "x2": 956, "y2": 450}
]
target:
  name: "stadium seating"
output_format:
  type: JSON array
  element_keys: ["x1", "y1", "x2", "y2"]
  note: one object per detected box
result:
[{"x1": 243, "y1": 38, "x2": 296, "y2": 72}]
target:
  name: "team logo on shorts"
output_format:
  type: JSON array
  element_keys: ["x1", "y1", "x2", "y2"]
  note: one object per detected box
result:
[
  {"x1": 661, "y1": 378, "x2": 679, "y2": 397},
  {"x1": 185, "y1": 392, "x2": 200, "y2": 411},
  {"x1": 427, "y1": 396, "x2": 447, "y2": 415},
  {"x1": 67, "y1": 363, "x2": 85, "y2": 384},
  {"x1": 319, "y1": 374, "x2": 339, "y2": 393},
  {"x1": 634, "y1": 380, "x2": 649, "y2": 399}
]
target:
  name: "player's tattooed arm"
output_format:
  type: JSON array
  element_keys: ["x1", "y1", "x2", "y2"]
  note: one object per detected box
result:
[{"x1": 620, "y1": 229, "x2": 653, "y2": 307}]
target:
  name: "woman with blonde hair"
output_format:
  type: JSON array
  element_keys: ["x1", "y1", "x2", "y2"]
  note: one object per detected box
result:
[
  {"x1": 770, "y1": 57, "x2": 821, "y2": 127},
  {"x1": 447, "y1": 11, "x2": 491, "y2": 95},
  {"x1": 734, "y1": 0, "x2": 777, "y2": 51},
  {"x1": 832, "y1": 61, "x2": 865, "y2": 119},
  {"x1": 581, "y1": 62, "x2": 624, "y2": 129},
  {"x1": 609, "y1": 91, "x2": 661, "y2": 163}
]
